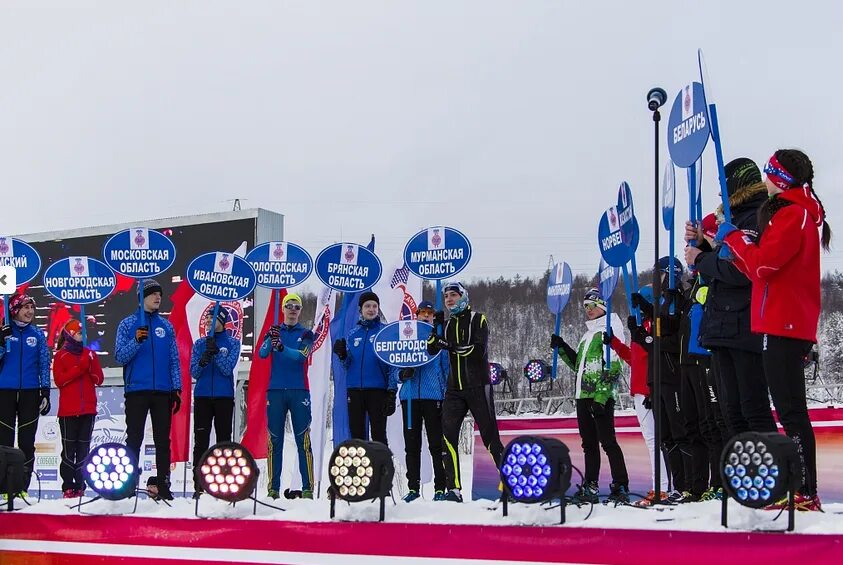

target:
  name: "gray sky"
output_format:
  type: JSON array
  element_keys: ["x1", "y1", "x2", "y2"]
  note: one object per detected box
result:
[{"x1": 3, "y1": 1, "x2": 842, "y2": 285}]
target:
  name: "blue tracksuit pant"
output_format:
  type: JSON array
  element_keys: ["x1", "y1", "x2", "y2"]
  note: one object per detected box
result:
[{"x1": 266, "y1": 389, "x2": 314, "y2": 493}]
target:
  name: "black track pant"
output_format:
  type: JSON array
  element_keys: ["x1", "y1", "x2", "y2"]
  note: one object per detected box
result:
[
  {"x1": 125, "y1": 392, "x2": 172, "y2": 485},
  {"x1": 679, "y1": 365, "x2": 715, "y2": 494},
  {"x1": 576, "y1": 398, "x2": 629, "y2": 487},
  {"x1": 700, "y1": 363, "x2": 729, "y2": 488},
  {"x1": 401, "y1": 399, "x2": 446, "y2": 492},
  {"x1": 713, "y1": 348, "x2": 776, "y2": 435},
  {"x1": 0, "y1": 389, "x2": 40, "y2": 491},
  {"x1": 59, "y1": 414, "x2": 95, "y2": 491},
  {"x1": 347, "y1": 388, "x2": 388, "y2": 445},
  {"x1": 442, "y1": 386, "x2": 503, "y2": 491},
  {"x1": 660, "y1": 381, "x2": 689, "y2": 492},
  {"x1": 193, "y1": 397, "x2": 234, "y2": 490},
  {"x1": 762, "y1": 335, "x2": 818, "y2": 496}
]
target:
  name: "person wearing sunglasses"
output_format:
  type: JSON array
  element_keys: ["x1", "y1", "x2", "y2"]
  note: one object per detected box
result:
[
  {"x1": 190, "y1": 307, "x2": 240, "y2": 499},
  {"x1": 259, "y1": 292, "x2": 315, "y2": 500},
  {"x1": 551, "y1": 287, "x2": 629, "y2": 505}
]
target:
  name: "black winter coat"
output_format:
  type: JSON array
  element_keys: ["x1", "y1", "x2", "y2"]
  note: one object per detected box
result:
[{"x1": 696, "y1": 185, "x2": 767, "y2": 353}]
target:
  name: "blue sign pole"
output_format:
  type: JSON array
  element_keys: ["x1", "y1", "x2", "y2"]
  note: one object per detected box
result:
[
  {"x1": 551, "y1": 312, "x2": 562, "y2": 380},
  {"x1": 605, "y1": 297, "x2": 612, "y2": 367},
  {"x1": 620, "y1": 263, "x2": 635, "y2": 320},
  {"x1": 80, "y1": 305, "x2": 87, "y2": 346},
  {"x1": 273, "y1": 289, "x2": 280, "y2": 325},
  {"x1": 698, "y1": 49, "x2": 731, "y2": 224},
  {"x1": 546, "y1": 261, "x2": 572, "y2": 380},
  {"x1": 435, "y1": 280, "x2": 442, "y2": 330},
  {"x1": 597, "y1": 259, "x2": 619, "y2": 368}
]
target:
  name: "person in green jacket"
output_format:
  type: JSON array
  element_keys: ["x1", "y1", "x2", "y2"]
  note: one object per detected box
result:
[{"x1": 551, "y1": 287, "x2": 630, "y2": 505}]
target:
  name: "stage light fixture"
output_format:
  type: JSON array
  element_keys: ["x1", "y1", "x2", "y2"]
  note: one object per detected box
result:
[
  {"x1": 83, "y1": 443, "x2": 138, "y2": 501},
  {"x1": 0, "y1": 446, "x2": 26, "y2": 512},
  {"x1": 720, "y1": 432, "x2": 801, "y2": 531},
  {"x1": 499, "y1": 435, "x2": 572, "y2": 524},
  {"x1": 328, "y1": 440, "x2": 394, "y2": 522},
  {"x1": 523, "y1": 359, "x2": 550, "y2": 383},
  {"x1": 197, "y1": 442, "x2": 258, "y2": 503}
]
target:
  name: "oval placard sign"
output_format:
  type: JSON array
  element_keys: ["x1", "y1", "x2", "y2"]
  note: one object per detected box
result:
[
  {"x1": 662, "y1": 160, "x2": 676, "y2": 230},
  {"x1": 598, "y1": 258, "x2": 620, "y2": 301},
  {"x1": 546, "y1": 261, "x2": 573, "y2": 315},
  {"x1": 598, "y1": 206, "x2": 631, "y2": 268},
  {"x1": 315, "y1": 243, "x2": 382, "y2": 292},
  {"x1": 186, "y1": 252, "x2": 257, "y2": 301},
  {"x1": 0, "y1": 237, "x2": 42, "y2": 286},
  {"x1": 373, "y1": 320, "x2": 438, "y2": 368},
  {"x1": 43, "y1": 257, "x2": 117, "y2": 305},
  {"x1": 403, "y1": 226, "x2": 472, "y2": 280},
  {"x1": 667, "y1": 81, "x2": 710, "y2": 168},
  {"x1": 245, "y1": 241, "x2": 313, "y2": 289},
  {"x1": 102, "y1": 228, "x2": 177, "y2": 278}
]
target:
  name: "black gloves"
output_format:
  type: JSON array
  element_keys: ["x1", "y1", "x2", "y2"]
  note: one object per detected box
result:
[
  {"x1": 384, "y1": 390, "x2": 397, "y2": 417},
  {"x1": 643, "y1": 396, "x2": 653, "y2": 410},
  {"x1": 434, "y1": 310, "x2": 445, "y2": 330},
  {"x1": 428, "y1": 336, "x2": 453, "y2": 353},
  {"x1": 550, "y1": 334, "x2": 567, "y2": 350},
  {"x1": 602, "y1": 331, "x2": 613, "y2": 345},
  {"x1": 39, "y1": 388, "x2": 51, "y2": 416},
  {"x1": 627, "y1": 315, "x2": 638, "y2": 332},
  {"x1": 268, "y1": 325, "x2": 281, "y2": 349},
  {"x1": 0, "y1": 325, "x2": 11, "y2": 347},
  {"x1": 205, "y1": 336, "x2": 219, "y2": 354},
  {"x1": 135, "y1": 326, "x2": 149, "y2": 343},
  {"x1": 170, "y1": 391, "x2": 182, "y2": 414},
  {"x1": 399, "y1": 367, "x2": 415, "y2": 383},
  {"x1": 333, "y1": 338, "x2": 348, "y2": 360}
]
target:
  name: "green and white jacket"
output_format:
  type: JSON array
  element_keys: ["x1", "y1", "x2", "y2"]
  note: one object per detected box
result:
[{"x1": 559, "y1": 313, "x2": 626, "y2": 406}]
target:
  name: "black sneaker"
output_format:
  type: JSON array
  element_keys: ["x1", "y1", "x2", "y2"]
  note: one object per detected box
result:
[
  {"x1": 154, "y1": 479, "x2": 174, "y2": 501},
  {"x1": 607, "y1": 483, "x2": 630, "y2": 505},
  {"x1": 443, "y1": 490, "x2": 463, "y2": 503},
  {"x1": 572, "y1": 481, "x2": 599, "y2": 504}
]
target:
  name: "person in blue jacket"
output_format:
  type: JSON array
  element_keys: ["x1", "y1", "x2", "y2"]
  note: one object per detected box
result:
[
  {"x1": 390, "y1": 301, "x2": 448, "y2": 503},
  {"x1": 190, "y1": 307, "x2": 240, "y2": 498},
  {"x1": 114, "y1": 279, "x2": 181, "y2": 500},
  {"x1": 0, "y1": 294, "x2": 51, "y2": 497},
  {"x1": 332, "y1": 291, "x2": 397, "y2": 446},
  {"x1": 259, "y1": 292, "x2": 314, "y2": 500}
]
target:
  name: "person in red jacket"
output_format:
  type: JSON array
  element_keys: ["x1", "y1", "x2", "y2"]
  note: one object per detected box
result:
[
  {"x1": 53, "y1": 319, "x2": 104, "y2": 498},
  {"x1": 719, "y1": 149, "x2": 832, "y2": 512}
]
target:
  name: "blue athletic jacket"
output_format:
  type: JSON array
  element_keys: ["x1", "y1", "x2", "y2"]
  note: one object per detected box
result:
[
  {"x1": 190, "y1": 331, "x2": 240, "y2": 398},
  {"x1": 114, "y1": 310, "x2": 181, "y2": 393},
  {"x1": 259, "y1": 324, "x2": 313, "y2": 390},
  {"x1": 390, "y1": 352, "x2": 448, "y2": 401},
  {"x1": 342, "y1": 318, "x2": 396, "y2": 390},
  {"x1": 0, "y1": 322, "x2": 51, "y2": 390}
]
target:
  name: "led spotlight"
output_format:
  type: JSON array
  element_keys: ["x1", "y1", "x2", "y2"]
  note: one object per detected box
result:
[
  {"x1": 196, "y1": 442, "x2": 258, "y2": 503},
  {"x1": 523, "y1": 360, "x2": 550, "y2": 383},
  {"x1": 720, "y1": 432, "x2": 801, "y2": 532},
  {"x1": 82, "y1": 442, "x2": 138, "y2": 501},
  {"x1": 328, "y1": 440, "x2": 394, "y2": 522},
  {"x1": 499, "y1": 436, "x2": 572, "y2": 524},
  {"x1": 489, "y1": 363, "x2": 504, "y2": 385}
]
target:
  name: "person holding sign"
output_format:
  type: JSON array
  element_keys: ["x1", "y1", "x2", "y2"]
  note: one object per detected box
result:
[
  {"x1": 259, "y1": 293, "x2": 315, "y2": 500},
  {"x1": 190, "y1": 307, "x2": 241, "y2": 499},
  {"x1": 53, "y1": 318, "x2": 104, "y2": 498},
  {"x1": 428, "y1": 282, "x2": 503, "y2": 503},
  {"x1": 0, "y1": 294, "x2": 51, "y2": 498},
  {"x1": 389, "y1": 301, "x2": 448, "y2": 503},
  {"x1": 333, "y1": 291, "x2": 397, "y2": 447},
  {"x1": 551, "y1": 288, "x2": 629, "y2": 505},
  {"x1": 717, "y1": 149, "x2": 832, "y2": 512},
  {"x1": 684, "y1": 158, "x2": 777, "y2": 437},
  {"x1": 114, "y1": 279, "x2": 182, "y2": 501}
]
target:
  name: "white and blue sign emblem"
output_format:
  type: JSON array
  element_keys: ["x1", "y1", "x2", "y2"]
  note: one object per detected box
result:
[
  {"x1": 246, "y1": 241, "x2": 313, "y2": 289},
  {"x1": 546, "y1": 261, "x2": 573, "y2": 315},
  {"x1": 0, "y1": 237, "x2": 42, "y2": 286},
  {"x1": 186, "y1": 252, "x2": 257, "y2": 301},
  {"x1": 102, "y1": 228, "x2": 176, "y2": 278},
  {"x1": 43, "y1": 256, "x2": 117, "y2": 305},
  {"x1": 315, "y1": 243, "x2": 382, "y2": 292},
  {"x1": 667, "y1": 82, "x2": 710, "y2": 168},
  {"x1": 403, "y1": 226, "x2": 472, "y2": 280},
  {"x1": 598, "y1": 258, "x2": 620, "y2": 300},
  {"x1": 373, "y1": 320, "x2": 437, "y2": 368}
]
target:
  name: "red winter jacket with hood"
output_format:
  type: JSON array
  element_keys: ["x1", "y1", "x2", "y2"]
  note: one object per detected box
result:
[
  {"x1": 725, "y1": 186, "x2": 824, "y2": 343},
  {"x1": 54, "y1": 347, "x2": 104, "y2": 417}
]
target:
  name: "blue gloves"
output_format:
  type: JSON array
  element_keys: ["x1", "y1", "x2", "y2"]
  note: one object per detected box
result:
[{"x1": 714, "y1": 222, "x2": 738, "y2": 243}]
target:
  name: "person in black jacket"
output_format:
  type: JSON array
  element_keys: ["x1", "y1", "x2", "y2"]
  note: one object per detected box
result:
[
  {"x1": 427, "y1": 281, "x2": 503, "y2": 503},
  {"x1": 684, "y1": 158, "x2": 777, "y2": 436}
]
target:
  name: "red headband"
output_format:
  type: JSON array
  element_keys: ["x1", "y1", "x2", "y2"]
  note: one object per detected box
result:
[{"x1": 763, "y1": 155, "x2": 797, "y2": 190}]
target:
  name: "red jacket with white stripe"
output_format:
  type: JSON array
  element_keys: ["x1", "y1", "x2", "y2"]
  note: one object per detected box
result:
[
  {"x1": 610, "y1": 337, "x2": 650, "y2": 397},
  {"x1": 53, "y1": 348, "x2": 104, "y2": 417},
  {"x1": 724, "y1": 187, "x2": 824, "y2": 343}
]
